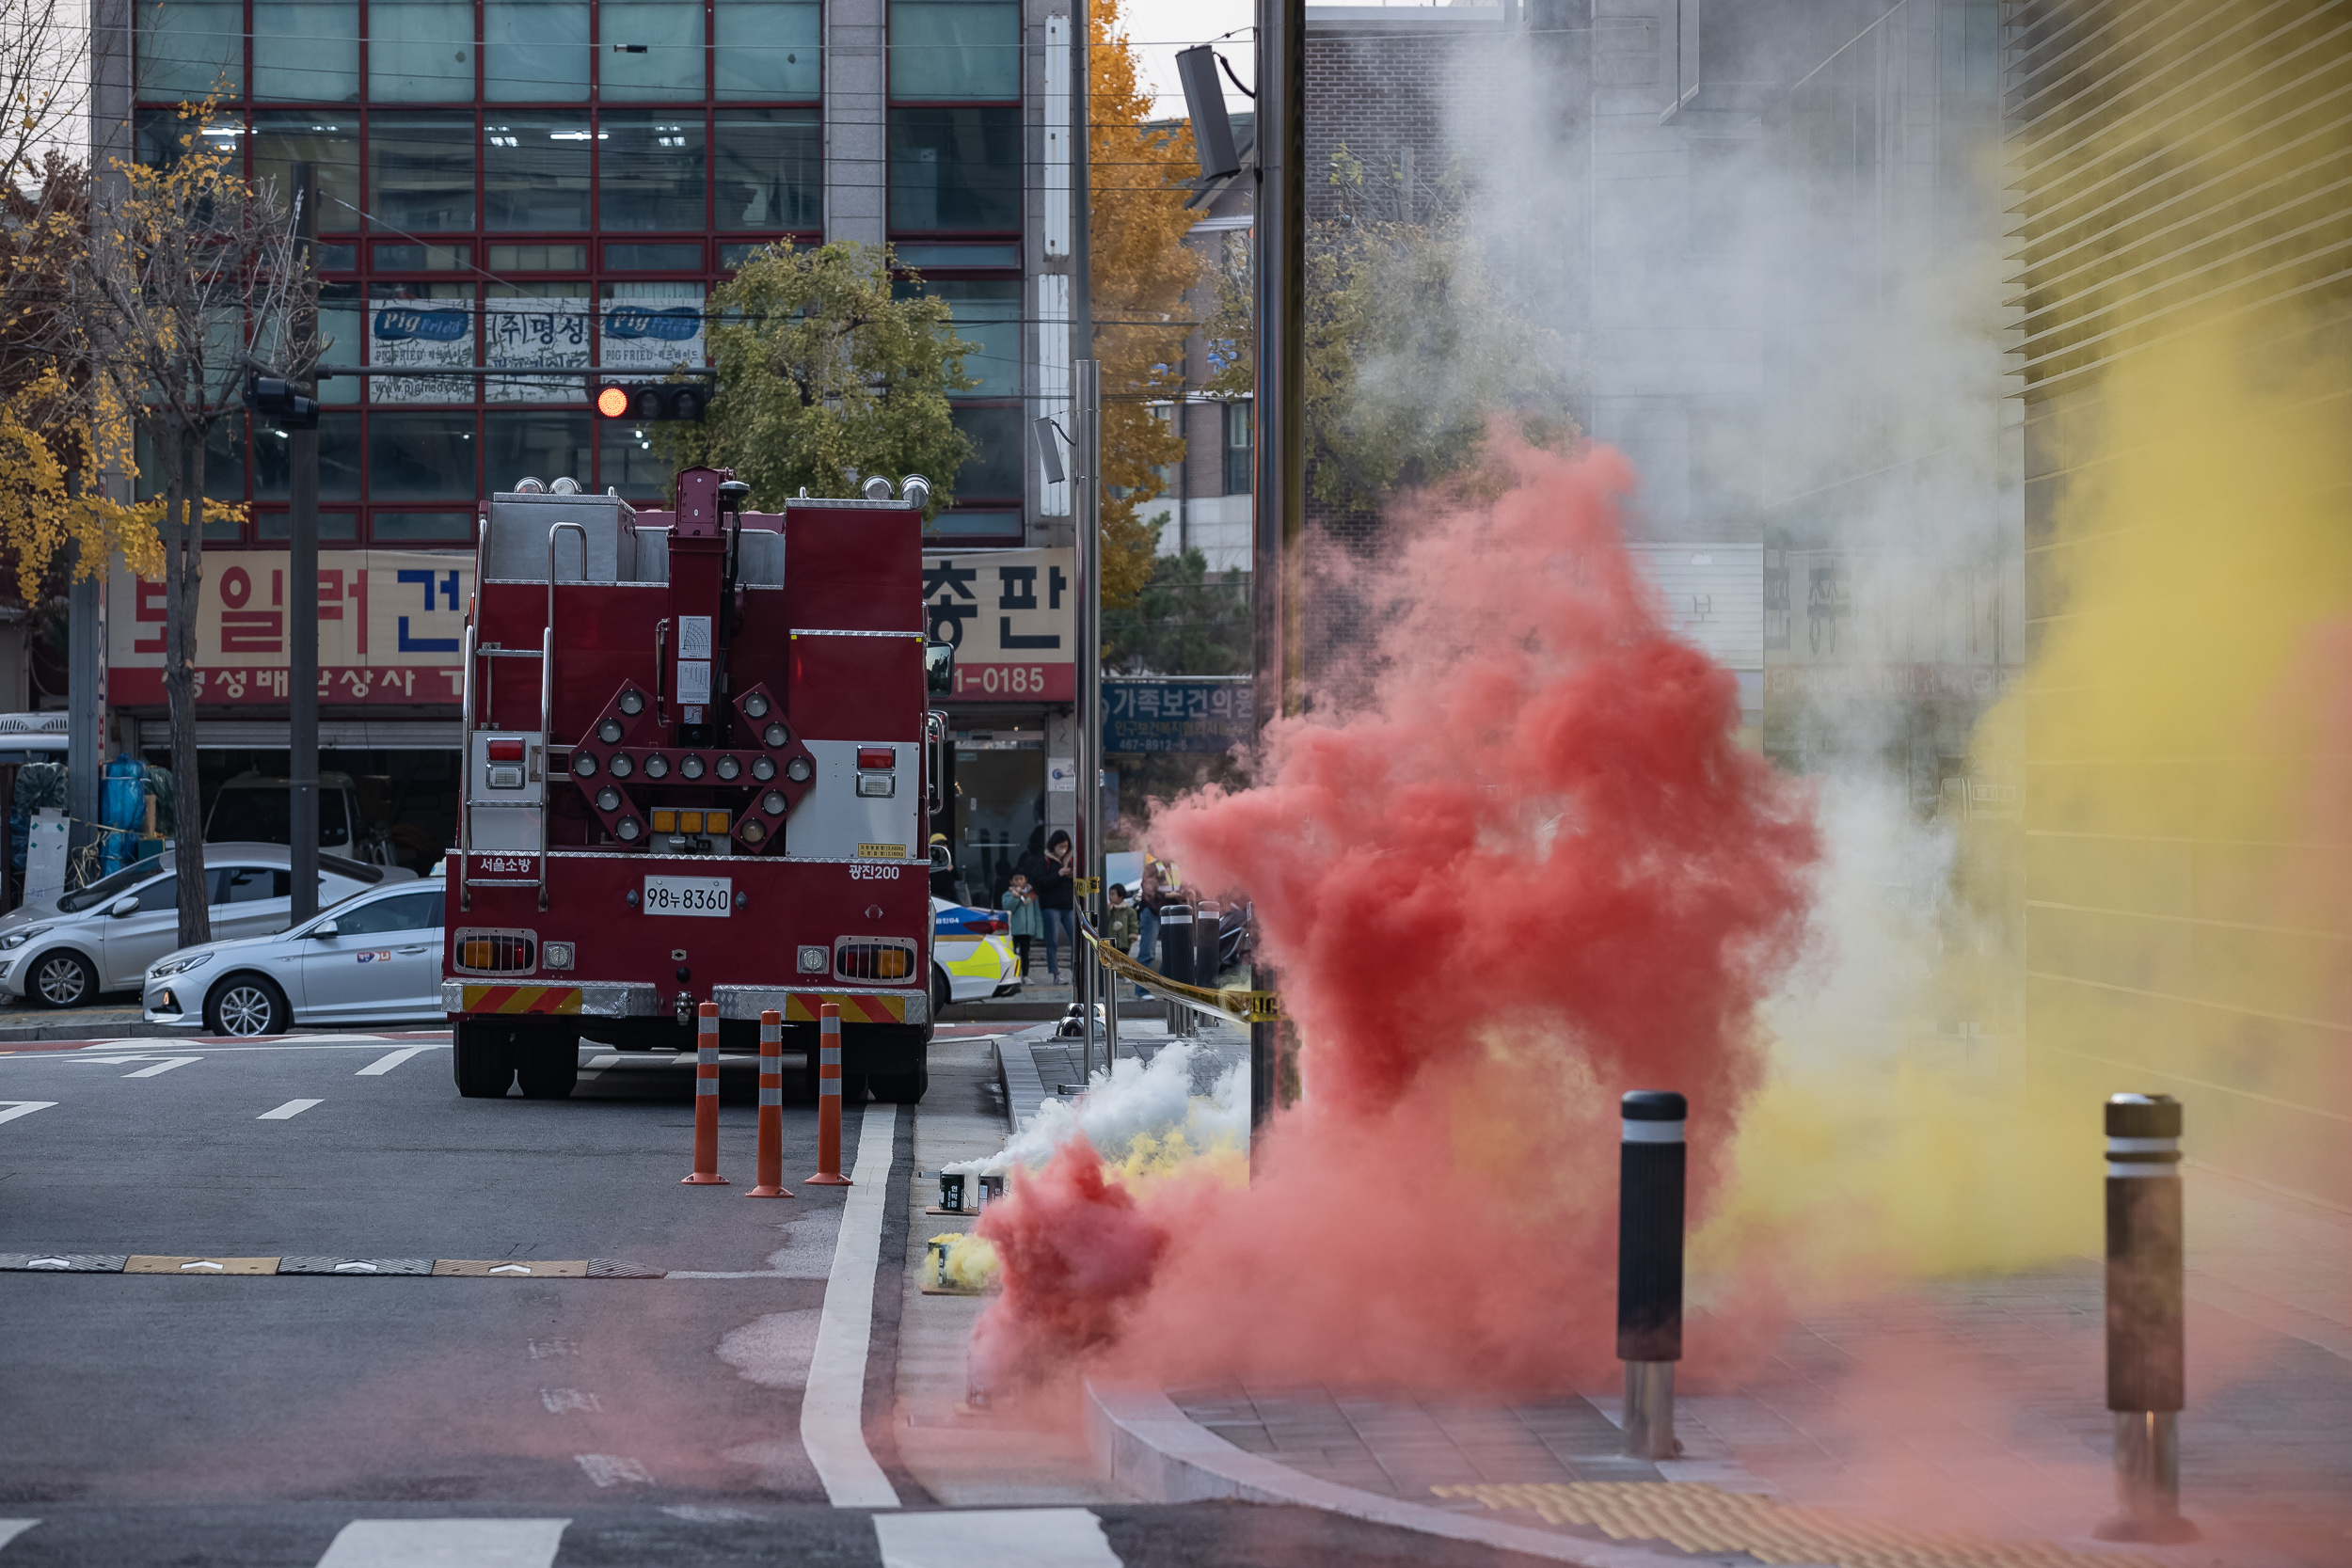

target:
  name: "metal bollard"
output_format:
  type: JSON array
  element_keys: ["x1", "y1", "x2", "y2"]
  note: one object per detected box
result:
[
  {"x1": 1158, "y1": 901, "x2": 1195, "y2": 989},
  {"x1": 1618, "y1": 1089, "x2": 1686, "y2": 1460},
  {"x1": 2095, "y1": 1093, "x2": 2198, "y2": 1543},
  {"x1": 805, "y1": 1003, "x2": 851, "y2": 1186},
  {"x1": 681, "y1": 1002, "x2": 727, "y2": 1185},
  {"x1": 746, "y1": 1008, "x2": 792, "y2": 1198}
]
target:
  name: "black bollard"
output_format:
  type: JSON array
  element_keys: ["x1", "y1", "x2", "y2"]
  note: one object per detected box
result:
[
  {"x1": 1156, "y1": 900, "x2": 1196, "y2": 1031},
  {"x1": 2095, "y1": 1092, "x2": 2198, "y2": 1543},
  {"x1": 1617, "y1": 1089, "x2": 1686, "y2": 1460}
]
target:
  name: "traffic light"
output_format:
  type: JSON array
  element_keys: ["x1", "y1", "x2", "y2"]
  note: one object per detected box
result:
[
  {"x1": 246, "y1": 374, "x2": 319, "y2": 429},
  {"x1": 595, "y1": 381, "x2": 707, "y2": 422}
]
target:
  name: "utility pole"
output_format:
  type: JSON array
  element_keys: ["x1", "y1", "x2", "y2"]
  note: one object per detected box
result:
[
  {"x1": 66, "y1": 529, "x2": 103, "y2": 879},
  {"x1": 1071, "y1": 0, "x2": 1103, "y2": 1066},
  {"x1": 287, "y1": 162, "x2": 321, "y2": 921},
  {"x1": 1250, "y1": 0, "x2": 1305, "y2": 1142}
]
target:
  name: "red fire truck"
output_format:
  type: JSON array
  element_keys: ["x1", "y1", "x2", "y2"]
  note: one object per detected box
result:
[{"x1": 441, "y1": 466, "x2": 950, "y2": 1104}]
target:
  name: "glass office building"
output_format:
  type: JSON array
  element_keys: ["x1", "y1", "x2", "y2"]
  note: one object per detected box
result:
[{"x1": 125, "y1": 0, "x2": 1031, "y2": 546}]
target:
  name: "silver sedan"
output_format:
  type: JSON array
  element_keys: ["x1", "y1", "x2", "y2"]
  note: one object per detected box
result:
[{"x1": 145, "y1": 875, "x2": 448, "y2": 1037}]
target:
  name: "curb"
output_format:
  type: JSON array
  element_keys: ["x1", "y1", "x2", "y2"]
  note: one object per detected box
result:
[
  {"x1": 993, "y1": 1024, "x2": 1056, "y2": 1132},
  {"x1": 1082, "y1": 1382, "x2": 1684, "y2": 1567},
  {"x1": 0, "y1": 1017, "x2": 174, "y2": 1043}
]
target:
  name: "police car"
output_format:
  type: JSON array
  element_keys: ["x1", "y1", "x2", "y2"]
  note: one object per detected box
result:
[{"x1": 930, "y1": 895, "x2": 1021, "y2": 1015}]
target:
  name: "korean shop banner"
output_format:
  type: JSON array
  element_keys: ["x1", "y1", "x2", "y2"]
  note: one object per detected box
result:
[
  {"x1": 1102, "y1": 679, "x2": 1255, "y2": 754},
  {"x1": 107, "y1": 550, "x2": 475, "y2": 706},
  {"x1": 922, "y1": 548, "x2": 1075, "y2": 702}
]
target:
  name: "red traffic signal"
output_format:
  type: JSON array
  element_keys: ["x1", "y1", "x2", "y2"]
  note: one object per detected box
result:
[{"x1": 594, "y1": 381, "x2": 707, "y2": 422}]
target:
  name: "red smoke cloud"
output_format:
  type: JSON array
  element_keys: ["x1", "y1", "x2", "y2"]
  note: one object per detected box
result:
[{"x1": 975, "y1": 440, "x2": 1818, "y2": 1394}]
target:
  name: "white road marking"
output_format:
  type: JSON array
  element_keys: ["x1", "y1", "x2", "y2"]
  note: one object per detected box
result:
[
  {"x1": 0, "y1": 1101, "x2": 56, "y2": 1126},
  {"x1": 801, "y1": 1101, "x2": 902, "y2": 1510},
  {"x1": 874, "y1": 1509, "x2": 1120, "y2": 1568},
  {"x1": 584, "y1": 1053, "x2": 622, "y2": 1068},
  {"x1": 258, "y1": 1099, "x2": 324, "y2": 1119},
  {"x1": 0, "y1": 1520, "x2": 36, "y2": 1551},
  {"x1": 313, "y1": 1518, "x2": 569, "y2": 1567},
  {"x1": 122, "y1": 1057, "x2": 199, "y2": 1078},
  {"x1": 355, "y1": 1046, "x2": 435, "y2": 1076},
  {"x1": 572, "y1": 1453, "x2": 653, "y2": 1487},
  {"x1": 538, "y1": 1388, "x2": 601, "y2": 1414}
]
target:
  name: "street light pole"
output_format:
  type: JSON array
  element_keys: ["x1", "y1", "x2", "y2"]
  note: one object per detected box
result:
[
  {"x1": 1250, "y1": 0, "x2": 1306, "y2": 1145},
  {"x1": 288, "y1": 161, "x2": 321, "y2": 922},
  {"x1": 1071, "y1": 0, "x2": 1102, "y2": 1066}
]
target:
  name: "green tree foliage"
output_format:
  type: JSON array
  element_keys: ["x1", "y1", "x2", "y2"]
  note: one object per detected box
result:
[
  {"x1": 1103, "y1": 543, "x2": 1250, "y2": 676},
  {"x1": 1202, "y1": 146, "x2": 1578, "y2": 514},
  {"x1": 660, "y1": 242, "x2": 977, "y2": 512}
]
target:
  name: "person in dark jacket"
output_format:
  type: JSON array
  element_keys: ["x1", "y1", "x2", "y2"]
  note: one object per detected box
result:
[{"x1": 1019, "y1": 828, "x2": 1077, "y2": 982}]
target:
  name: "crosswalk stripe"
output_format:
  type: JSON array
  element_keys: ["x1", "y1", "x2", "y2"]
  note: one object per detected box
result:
[
  {"x1": 312, "y1": 1519, "x2": 569, "y2": 1567},
  {"x1": 874, "y1": 1509, "x2": 1121, "y2": 1568},
  {"x1": 123, "y1": 1057, "x2": 200, "y2": 1078},
  {"x1": 355, "y1": 1046, "x2": 437, "y2": 1075},
  {"x1": 259, "y1": 1099, "x2": 324, "y2": 1119}
]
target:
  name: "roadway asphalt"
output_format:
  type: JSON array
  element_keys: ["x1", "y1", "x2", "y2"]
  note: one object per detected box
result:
[{"x1": 0, "y1": 1033, "x2": 1569, "y2": 1566}]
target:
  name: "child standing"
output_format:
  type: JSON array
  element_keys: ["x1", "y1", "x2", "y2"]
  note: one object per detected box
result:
[{"x1": 1002, "y1": 872, "x2": 1041, "y2": 977}]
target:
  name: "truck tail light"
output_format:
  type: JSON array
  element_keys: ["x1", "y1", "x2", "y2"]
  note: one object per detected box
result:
[
  {"x1": 856, "y1": 747, "x2": 896, "y2": 769},
  {"x1": 454, "y1": 929, "x2": 537, "y2": 974},
  {"x1": 835, "y1": 940, "x2": 915, "y2": 981},
  {"x1": 486, "y1": 738, "x2": 524, "y2": 763},
  {"x1": 740, "y1": 819, "x2": 768, "y2": 845}
]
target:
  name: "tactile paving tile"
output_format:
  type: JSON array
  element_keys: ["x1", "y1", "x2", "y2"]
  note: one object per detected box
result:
[
  {"x1": 586, "y1": 1258, "x2": 664, "y2": 1277},
  {"x1": 1430, "y1": 1481, "x2": 2169, "y2": 1568},
  {"x1": 0, "y1": 1254, "x2": 127, "y2": 1272},
  {"x1": 277, "y1": 1257, "x2": 437, "y2": 1275}
]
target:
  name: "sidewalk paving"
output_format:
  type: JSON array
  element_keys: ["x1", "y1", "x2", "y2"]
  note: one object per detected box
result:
[
  {"x1": 1150, "y1": 1167, "x2": 2352, "y2": 1568},
  {"x1": 916, "y1": 1032, "x2": 2352, "y2": 1566}
]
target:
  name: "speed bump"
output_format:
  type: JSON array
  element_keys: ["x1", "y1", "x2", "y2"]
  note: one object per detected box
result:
[
  {"x1": 431, "y1": 1259, "x2": 591, "y2": 1277},
  {"x1": 1, "y1": 1254, "x2": 660, "y2": 1277},
  {"x1": 123, "y1": 1256, "x2": 281, "y2": 1275}
]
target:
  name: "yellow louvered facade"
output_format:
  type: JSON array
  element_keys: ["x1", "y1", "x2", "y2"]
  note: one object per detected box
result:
[{"x1": 2003, "y1": 0, "x2": 2352, "y2": 1201}]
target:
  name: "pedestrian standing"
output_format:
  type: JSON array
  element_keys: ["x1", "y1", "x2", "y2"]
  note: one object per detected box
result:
[
  {"x1": 1001, "y1": 873, "x2": 1041, "y2": 977},
  {"x1": 1104, "y1": 882, "x2": 1140, "y2": 961},
  {"x1": 1136, "y1": 859, "x2": 1164, "y2": 965},
  {"x1": 1029, "y1": 829, "x2": 1078, "y2": 983}
]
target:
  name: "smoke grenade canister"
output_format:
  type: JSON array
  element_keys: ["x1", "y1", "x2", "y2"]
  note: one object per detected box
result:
[
  {"x1": 1618, "y1": 1090, "x2": 1686, "y2": 1460},
  {"x1": 2096, "y1": 1092, "x2": 2197, "y2": 1543}
]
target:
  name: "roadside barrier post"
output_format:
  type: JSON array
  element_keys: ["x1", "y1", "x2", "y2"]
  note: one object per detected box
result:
[
  {"x1": 746, "y1": 1008, "x2": 792, "y2": 1198},
  {"x1": 1158, "y1": 901, "x2": 1195, "y2": 1034},
  {"x1": 1618, "y1": 1089, "x2": 1686, "y2": 1460},
  {"x1": 1104, "y1": 956, "x2": 1122, "y2": 1062},
  {"x1": 681, "y1": 1002, "x2": 727, "y2": 1185},
  {"x1": 2096, "y1": 1092, "x2": 2198, "y2": 1544},
  {"x1": 805, "y1": 1002, "x2": 851, "y2": 1186}
]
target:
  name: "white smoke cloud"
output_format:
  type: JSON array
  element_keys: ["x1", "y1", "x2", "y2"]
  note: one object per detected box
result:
[{"x1": 948, "y1": 1037, "x2": 1248, "y2": 1177}]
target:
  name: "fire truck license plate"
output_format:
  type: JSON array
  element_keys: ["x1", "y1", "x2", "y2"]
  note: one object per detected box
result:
[{"x1": 642, "y1": 876, "x2": 734, "y2": 916}]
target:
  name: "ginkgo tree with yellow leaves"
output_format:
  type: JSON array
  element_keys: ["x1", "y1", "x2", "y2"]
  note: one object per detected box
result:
[
  {"x1": 1083, "y1": 0, "x2": 1204, "y2": 611},
  {"x1": 42, "y1": 102, "x2": 304, "y2": 945}
]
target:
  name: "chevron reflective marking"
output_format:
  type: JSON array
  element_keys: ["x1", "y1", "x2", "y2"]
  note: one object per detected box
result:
[
  {"x1": 783, "y1": 991, "x2": 907, "y2": 1023},
  {"x1": 459, "y1": 985, "x2": 583, "y2": 1015}
]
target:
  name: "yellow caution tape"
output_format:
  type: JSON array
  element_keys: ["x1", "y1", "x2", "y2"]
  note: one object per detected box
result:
[{"x1": 1080, "y1": 923, "x2": 1281, "y2": 1023}]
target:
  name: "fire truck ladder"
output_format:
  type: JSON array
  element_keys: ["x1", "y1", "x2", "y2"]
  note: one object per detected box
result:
[{"x1": 457, "y1": 523, "x2": 575, "y2": 912}]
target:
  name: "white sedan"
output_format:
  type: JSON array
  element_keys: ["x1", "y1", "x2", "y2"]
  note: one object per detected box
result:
[{"x1": 144, "y1": 874, "x2": 448, "y2": 1037}]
